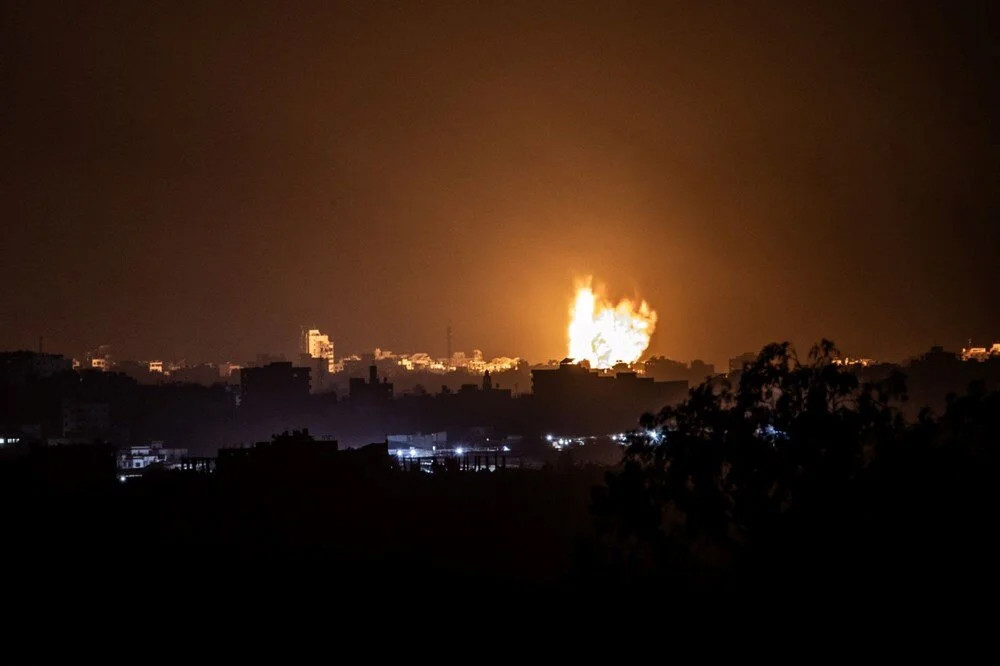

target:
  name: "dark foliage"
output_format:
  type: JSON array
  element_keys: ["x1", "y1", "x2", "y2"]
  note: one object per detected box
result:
[{"x1": 587, "y1": 340, "x2": 999, "y2": 600}]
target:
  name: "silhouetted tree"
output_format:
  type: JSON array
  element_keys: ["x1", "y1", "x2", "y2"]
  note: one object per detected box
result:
[{"x1": 589, "y1": 340, "x2": 910, "y2": 588}]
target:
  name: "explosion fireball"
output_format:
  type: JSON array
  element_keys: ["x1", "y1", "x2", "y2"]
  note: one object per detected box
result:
[{"x1": 567, "y1": 278, "x2": 657, "y2": 369}]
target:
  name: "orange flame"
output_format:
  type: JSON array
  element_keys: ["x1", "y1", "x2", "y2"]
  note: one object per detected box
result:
[{"x1": 567, "y1": 278, "x2": 657, "y2": 369}]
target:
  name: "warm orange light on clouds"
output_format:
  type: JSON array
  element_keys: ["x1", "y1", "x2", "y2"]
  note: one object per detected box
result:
[{"x1": 567, "y1": 277, "x2": 657, "y2": 368}]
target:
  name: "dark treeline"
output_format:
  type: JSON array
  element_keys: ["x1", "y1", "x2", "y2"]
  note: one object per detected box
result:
[{"x1": 584, "y1": 340, "x2": 1000, "y2": 606}]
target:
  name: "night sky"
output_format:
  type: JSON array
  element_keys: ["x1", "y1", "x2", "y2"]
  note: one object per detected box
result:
[{"x1": 1, "y1": 1, "x2": 996, "y2": 367}]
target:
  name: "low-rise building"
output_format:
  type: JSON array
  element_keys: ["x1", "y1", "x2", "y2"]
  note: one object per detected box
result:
[{"x1": 118, "y1": 441, "x2": 189, "y2": 475}]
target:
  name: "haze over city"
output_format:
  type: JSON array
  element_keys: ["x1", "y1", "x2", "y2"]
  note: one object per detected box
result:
[{"x1": 2, "y1": 2, "x2": 996, "y2": 368}]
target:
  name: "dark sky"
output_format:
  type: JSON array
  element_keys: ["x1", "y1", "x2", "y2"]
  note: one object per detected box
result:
[{"x1": 1, "y1": 1, "x2": 997, "y2": 367}]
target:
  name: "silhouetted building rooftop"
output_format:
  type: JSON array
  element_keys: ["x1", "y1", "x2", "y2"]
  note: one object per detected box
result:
[{"x1": 349, "y1": 365, "x2": 393, "y2": 402}]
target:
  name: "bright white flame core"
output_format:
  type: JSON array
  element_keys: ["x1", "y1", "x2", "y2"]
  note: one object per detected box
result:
[{"x1": 568, "y1": 278, "x2": 657, "y2": 369}]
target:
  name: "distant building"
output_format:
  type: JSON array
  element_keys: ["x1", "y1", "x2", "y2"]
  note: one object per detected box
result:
[
  {"x1": 62, "y1": 400, "x2": 111, "y2": 439},
  {"x1": 349, "y1": 365, "x2": 393, "y2": 401},
  {"x1": 118, "y1": 441, "x2": 189, "y2": 475},
  {"x1": 241, "y1": 362, "x2": 311, "y2": 407},
  {"x1": 86, "y1": 345, "x2": 112, "y2": 371},
  {"x1": 394, "y1": 348, "x2": 518, "y2": 374},
  {"x1": 387, "y1": 432, "x2": 447, "y2": 456},
  {"x1": 299, "y1": 354, "x2": 334, "y2": 394},
  {"x1": 729, "y1": 352, "x2": 758, "y2": 375},
  {"x1": 148, "y1": 360, "x2": 163, "y2": 373},
  {"x1": 215, "y1": 431, "x2": 393, "y2": 482},
  {"x1": 961, "y1": 343, "x2": 1000, "y2": 362},
  {"x1": 644, "y1": 356, "x2": 716, "y2": 385},
  {"x1": 643, "y1": 357, "x2": 688, "y2": 382},
  {"x1": 398, "y1": 352, "x2": 441, "y2": 371},
  {"x1": 531, "y1": 360, "x2": 687, "y2": 433},
  {"x1": 302, "y1": 328, "x2": 334, "y2": 365},
  {"x1": 0, "y1": 351, "x2": 72, "y2": 384},
  {"x1": 113, "y1": 359, "x2": 158, "y2": 384},
  {"x1": 299, "y1": 328, "x2": 336, "y2": 391},
  {"x1": 168, "y1": 363, "x2": 222, "y2": 385},
  {"x1": 688, "y1": 360, "x2": 715, "y2": 382},
  {"x1": 218, "y1": 361, "x2": 242, "y2": 378}
]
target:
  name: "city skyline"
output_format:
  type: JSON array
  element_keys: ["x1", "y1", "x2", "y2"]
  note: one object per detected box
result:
[
  {"x1": 9, "y1": 325, "x2": 997, "y2": 372},
  {"x1": 3, "y1": 277, "x2": 997, "y2": 371},
  {"x1": 6, "y1": 267, "x2": 997, "y2": 372}
]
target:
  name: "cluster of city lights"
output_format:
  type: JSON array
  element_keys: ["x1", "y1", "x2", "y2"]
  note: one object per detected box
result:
[
  {"x1": 545, "y1": 434, "x2": 587, "y2": 451},
  {"x1": 754, "y1": 424, "x2": 788, "y2": 444},
  {"x1": 382, "y1": 349, "x2": 520, "y2": 374},
  {"x1": 543, "y1": 425, "x2": 795, "y2": 452},
  {"x1": 545, "y1": 431, "x2": 664, "y2": 450}
]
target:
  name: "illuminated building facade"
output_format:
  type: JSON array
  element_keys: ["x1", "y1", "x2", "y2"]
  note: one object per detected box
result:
[
  {"x1": 300, "y1": 328, "x2": 336, "y2": 392},
  {"x1": 961, "y1": 343, "x2": 1000, "y2": 362},
  {"x1": 387, "y1": 432, "x2": 447, "y2": 456},
  {"x1": 302, "y1": 328, "x2": 334, "y2": 366},
  {"x1": 85, "y1": 345, "x2": 112, "y2": 371},
  {"x1": 118, "y1": 442, "x2": 189, "y2": 475},
  {"x1": 387, "y1": 348, "x2": 519, "y2": 374}
]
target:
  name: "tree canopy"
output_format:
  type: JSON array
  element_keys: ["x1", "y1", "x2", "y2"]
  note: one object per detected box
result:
[{"x1": 587, "y1": 340, "x2": 998, "y2": 598}]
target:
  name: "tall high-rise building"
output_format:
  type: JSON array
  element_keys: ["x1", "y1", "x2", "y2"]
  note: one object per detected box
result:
[
  {"x1": 300, "y1": 327, "x2": 335, "y2": 382},
  {"x1": 301, "y1": 328, "x2": 334, "y2": 362}
]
